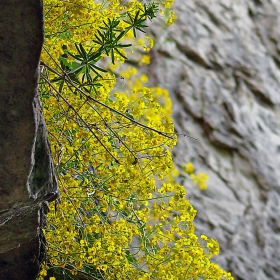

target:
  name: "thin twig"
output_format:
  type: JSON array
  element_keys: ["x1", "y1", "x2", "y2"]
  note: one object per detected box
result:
[
  {"x1": 40, "y1": 50, "x2": 175, "y2": 140},
  {"x1": 41, "y1": 73, "x2": 120, "y2": 163}
]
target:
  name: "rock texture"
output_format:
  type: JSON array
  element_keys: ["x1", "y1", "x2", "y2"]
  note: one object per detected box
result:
[
  {"x1": 0, "y1": 0, "x2": 58, "y2": 279},
  {"x1": 148, "y1": 1, "x2": 280, "y2": 279}
]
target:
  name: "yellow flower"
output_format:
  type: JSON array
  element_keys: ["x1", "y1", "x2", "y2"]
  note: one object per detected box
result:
[
  {"x1": 167, "y1": 10, "x2": 177, "y2": 26},
  {"x1": 41, "y1": 1, "x2": 232, "y2": 279},
  {"x1": 191, "y1": 172, "x2": 209, "y2": 190},
  {"x1": 97, "y1": 264, "x2": 108, "y2": 271},
  {"x1": 163, "y1": 0, "x2": 174, "y2": 9},
  {"x1": 40, "y1": 269, "x2": 47, "y2": 277},
  {"x1": 185, "y1": 162, "x2": 194, "y2": 174}
]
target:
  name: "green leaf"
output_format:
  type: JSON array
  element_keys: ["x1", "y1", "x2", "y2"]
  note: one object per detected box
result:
[
  {"x1": 91, "y1": 64, "x2": 108, "y2": 73},
  {"x1": 50, "y1": 76, "x2": 63, "y2": 83},
  {"x1": 79, "y1": 43, "x2": 88, "y2": 59},
  {"x1": 115, "y1": 48, "x2": 127, "y2": 60},
  {"x1": 69, "y1": 64, "x2": 85, "y2": 74},
  {"x1": 135, "y1": 26, "x2": 146, "y2": 34},
  {"x1": 125, "y1": 113, "x2": 134, "y2": 120},
  {"x1": 59, "y1": 30, "x2": 72, "y2": 40},
  {"x1": 125, "y1": 250, "x2": 137, "y2": 265},
  {"x1": 111, "y1": 49, "x2": 115, "y2": 64},
  {"x1": 58, "y1": 80, "x2": 64, "y2": 93},
  {"x1": 127, "y1": 12, "x2": 133, "y2": 23},
  {"x1": 115, "y1": 43, "x2": 132, "y2": 48},
  {"x1": 133, "y1": 27, "x2": 137, "y2": 38},
  {"x1": 70, "y1": 61, "x2": 80, "y2": 69},
  {"x1": 115, "y1": 30, "x2": 126, "y2": 42},
  {"x1": 97, "y1": 29, "x2": 105, "y2": 40},
  {"x1": 93, "y1": 34, "x2": 103, "y2": 45},
  {"x1": 134, "y1": 10, "x2": 140, "y2": 22},
  {"x1": 67, "y1": 51, "x2": 82, "y2": 61},
  {"x1": 88, "y1": 52, "x2": 101, "y2": 61},
  {"x1": 74, "y1": 43, "x2": 87, "y2": 61},
  {"x1": 91, "y1": 67, "x2": 103, "y2": 78}
]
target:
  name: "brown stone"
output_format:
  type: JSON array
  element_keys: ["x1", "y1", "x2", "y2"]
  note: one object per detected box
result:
[{"x1": 0, "y1": 1, "x2": 58, "y2": 279}]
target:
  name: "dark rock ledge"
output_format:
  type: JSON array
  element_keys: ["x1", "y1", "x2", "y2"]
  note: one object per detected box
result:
[{"x1": 0, "y1": 1, "x2": 58, "y2": 279}]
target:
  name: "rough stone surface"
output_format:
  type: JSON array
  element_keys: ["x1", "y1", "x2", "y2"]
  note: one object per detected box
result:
[
  {"x1": 0, "y1": 0, "x2": 58, "y2": 279},
  {"x1": 148, "y1": 1, "x2": 280, "y2": 279}
]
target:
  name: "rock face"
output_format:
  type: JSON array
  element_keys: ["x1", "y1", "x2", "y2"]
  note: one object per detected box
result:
[
  {"x1": 0, "y1": 1, "x2": 58, "y2": 279},
  {"x1": 148, "y1": 1, "x2": 280, "y2": 279}
]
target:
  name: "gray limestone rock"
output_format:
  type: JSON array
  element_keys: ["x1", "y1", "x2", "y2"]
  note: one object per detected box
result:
[{"x1": 147, "y1": 1, "x2": 280, "y2": 279}]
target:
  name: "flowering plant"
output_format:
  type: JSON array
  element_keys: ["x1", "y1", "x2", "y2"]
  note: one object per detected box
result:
[{"x1": 38, "y1": 1, "x2": 233, "y2": 279}]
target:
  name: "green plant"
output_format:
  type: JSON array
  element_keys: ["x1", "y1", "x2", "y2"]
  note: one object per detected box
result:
[{"x1": 38, "y1": 1, "x2": 234, "y2": 279}]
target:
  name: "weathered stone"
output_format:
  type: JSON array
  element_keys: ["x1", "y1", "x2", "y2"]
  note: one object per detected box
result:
[
  {"x1": 0, "y1": 0, "x2": 58, "y2": 279},
  {"x1": 148, "y1": 1, "x2": 280, "y2": 279}
]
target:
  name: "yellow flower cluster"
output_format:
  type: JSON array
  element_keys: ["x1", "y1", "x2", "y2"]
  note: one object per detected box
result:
[
  {"x1": 37, "y1": 1, "x2": 233, "y2": 280},
  {"x1": 184, "y1": 162, "x2": 209, "y2": 190}
]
